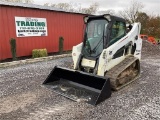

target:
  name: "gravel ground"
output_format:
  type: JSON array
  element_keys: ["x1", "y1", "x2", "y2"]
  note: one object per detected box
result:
[{"x1": 0, "y1": 41, "x2": 160, "y2": 120}]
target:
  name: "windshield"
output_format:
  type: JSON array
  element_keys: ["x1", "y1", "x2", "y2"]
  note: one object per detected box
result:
[{"x1": 83, "y1": 19, "x2": 108, "y2": 58}]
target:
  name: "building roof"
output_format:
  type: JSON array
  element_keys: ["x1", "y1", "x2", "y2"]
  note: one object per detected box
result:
[{"x1": 0, "y1": 1, "x2": 86, "y2": 15}]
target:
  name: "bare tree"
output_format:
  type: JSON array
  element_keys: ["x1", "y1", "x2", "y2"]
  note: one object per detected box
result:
[
  {"x1": 119, "y1": 0, "x2": 144, "y2": 23},
  {"x1": 51, "y1": 3, "x2": 74, "y2": 12},
  {"x1": 24, "y1": 0, "x2": 33, "y2": 3},
  {"x1": 80, "y1": 2, "x2": 99, "y2": 14},
  {"x1": 44, "y1": 3, "x2": 49, "y2": 6},
  {"x1": 98, "y1": 9, "x2": 115, "y2": 15},
  {"x1": 44, "y1": 2, "x2": 99, "y2": 14}
]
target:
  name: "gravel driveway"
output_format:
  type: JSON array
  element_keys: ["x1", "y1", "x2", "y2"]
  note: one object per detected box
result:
[{"x1": 0, "y1": 41, "x2": 160, "y2": 120}]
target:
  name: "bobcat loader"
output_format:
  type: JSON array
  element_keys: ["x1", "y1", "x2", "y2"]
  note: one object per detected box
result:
[{"x1": 43, "y1": 14, "x2": 142, "y2": 105}]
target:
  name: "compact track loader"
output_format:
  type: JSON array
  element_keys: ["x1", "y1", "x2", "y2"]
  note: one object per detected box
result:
[{"x1": 43, "y1": 14, "x2": 142, "y2": 105}]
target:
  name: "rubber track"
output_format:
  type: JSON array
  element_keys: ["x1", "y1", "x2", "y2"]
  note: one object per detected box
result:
[{"x1": 106, "y1": 55, "x2": 140, "y2": 90}]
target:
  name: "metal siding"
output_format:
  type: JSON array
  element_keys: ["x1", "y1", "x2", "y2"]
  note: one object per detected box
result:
[
  {"x1": 0, "y1": 6, "x2": 85, "y2": 60},
  {"x1": 0, "y1": 6, "x2": 2, "y2": 60},
  {"x1": 2, "y1": 7, "x2": 12, "y2": 59}
]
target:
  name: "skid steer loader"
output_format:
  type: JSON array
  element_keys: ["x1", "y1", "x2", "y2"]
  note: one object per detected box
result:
[{"x1": 43, "y1": 14, "x2": 142, "y2": 105}]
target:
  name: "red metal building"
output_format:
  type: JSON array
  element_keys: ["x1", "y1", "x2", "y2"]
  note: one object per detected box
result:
[{"x1": 0, "y1": 1, "x2": 86, "y2": 60}]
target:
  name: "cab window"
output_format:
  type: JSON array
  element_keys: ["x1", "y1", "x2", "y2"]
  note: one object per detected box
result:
[{"x1": 109, "y1": 21, "x2": 126, "y2": 46}]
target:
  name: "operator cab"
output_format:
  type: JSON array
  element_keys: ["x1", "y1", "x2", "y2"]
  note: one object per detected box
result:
[
  {"x1": 79, "y1": 14, "x2": 127, "y2": 73},
  {"x1": 82, "y1": 14, "x2": 126, "y2": 59}
]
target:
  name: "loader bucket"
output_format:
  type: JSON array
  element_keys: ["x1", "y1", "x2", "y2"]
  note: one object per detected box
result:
[{"x1": 43, "y1": 66, "x2": 111, "y2": 105}]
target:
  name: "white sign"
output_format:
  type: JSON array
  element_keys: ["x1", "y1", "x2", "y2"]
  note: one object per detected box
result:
[{"x1": 15, "y1": 17, "x2": 48, "y2": 37}]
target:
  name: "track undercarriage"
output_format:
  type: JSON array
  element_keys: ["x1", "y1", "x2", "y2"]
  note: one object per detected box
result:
[{"x1": 106, "y1": 56, "x2": 140, "y2": 90}]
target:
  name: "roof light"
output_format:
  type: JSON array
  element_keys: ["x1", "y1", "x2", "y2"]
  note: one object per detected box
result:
[
  {"x1": 84, "y1": 16, "x2": 89, "y2": 23},
  {"x1": 103, "y1": 14, "x2": 111, "y2": 21}
]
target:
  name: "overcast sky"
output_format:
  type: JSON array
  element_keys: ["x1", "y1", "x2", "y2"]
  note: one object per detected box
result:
[{"x1": 33, "y1": 0, "x2": 160, "y2": 15}]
